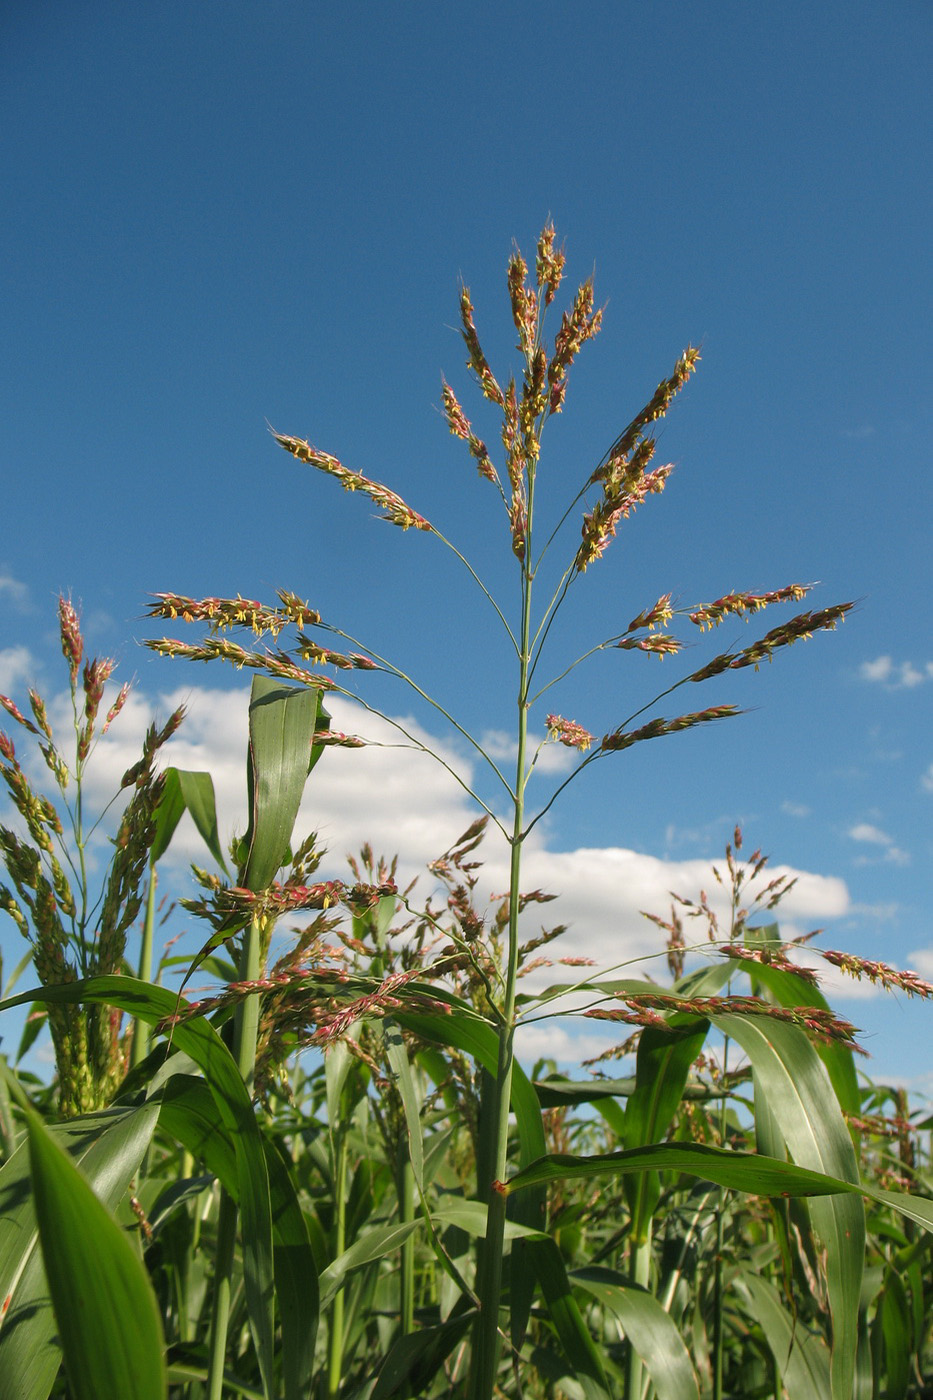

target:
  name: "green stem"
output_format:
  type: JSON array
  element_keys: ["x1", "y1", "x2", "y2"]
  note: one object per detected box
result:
[
  {"x1": 400, "y1": 1153, "x2": 416, "y2": 1338},
  {"x1": 468, "y1": 491, "x2": 535, "y2": 1400},
  {"x1": 130, "y1": 862, "x2": 157, "y2": 1070},
  {"x1": 328, "y1": 1131, "x2": 349, "y2": 1400},
  {"x1": 206, "y1": 912, "x2": 263, "y2": 1400}
]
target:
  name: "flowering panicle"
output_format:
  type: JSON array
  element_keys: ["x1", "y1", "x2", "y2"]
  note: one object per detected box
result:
[
  {"x1": 507, "y1": 251, "x2": 538, "y2": 360},
  {"x1": 820, "y1": 950, "x2": 933, "y2": 1000},
  {"x1": 440, "y1": 379, "x2": 499, "y2": 484},
  {"x1": 601, "y1": 704, "x2": 739, "y2": 752},
  {"x1": 576, "y1": 460, "x2": 673, "y2": 574},
  {"x1": 535, "y1": 222, "x2": 566, "y2": 307},
  {"x1": 459, "y1": 286, "x2": 505, "y2": 407},
  {"x1": 689, "y1": 585, "x2": 812, "y2": 630},
  {"x1": 545, "y1": 715, "x2": 596, "y2": 751},
  {"x1": 586, "y1": 991, "x2": 864, "y2": 1051},
  {"x1": 58, "y1": 596, "x2": 83, "y2": 685},
  {"x1": 272, "y1": 433, "x2": 432, "y2": 532},
  {"x1": 718, "y1": 943, "x2": 822, "y2": 985},
  {"x1": 685, "y1": 604, "x2": 854, "y2": 681},
  {"x1": 547, "y1": 276, "x2": 602, "y2": 415},
  {"x1": 590, "y1": 348, "x2": 701, "y2": 486},
  {"x1": 147, "y1": 590, "x2": 321, "y2": 636},
  {"x1": 145, "y1": 636, "x2": 338, "y2": 690}
]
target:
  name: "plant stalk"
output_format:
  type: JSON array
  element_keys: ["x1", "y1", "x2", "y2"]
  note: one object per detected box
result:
[
  {"x1": 468, "y1": 511, "x2": 535, "y2": 1400},
  {"x1": 206, "y1": 911, "x2": 263, "y2": 1400}
]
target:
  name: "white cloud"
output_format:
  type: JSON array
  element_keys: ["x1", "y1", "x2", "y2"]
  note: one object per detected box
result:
[
  {"x1": 859, "y1": 656, "x2": 933, "y2": 690},
  {"x1": 0, "y1": 646, "x2": 36, "y2": 694},
  {"x1": 860, "y1": 656, "x2": 892, "y2": 684},
  {"x1": 848, "y1": 822, "x2": 910, "y2": 867},
  {"x1": 781, "y1": 801, "x2": 810, "y2": 818},
  {"x1": 849, "y1": 823, "x2": 892, "y2": 846},
  {"x1": 0, "y1": 570, "x2": 29, "y2": 608},
  {"x1": 921, "y1": 764, "x2": 933, "y2": 795},
  {"x1": 1, "y1": 678, "x2": 858, "y2": 1056}
]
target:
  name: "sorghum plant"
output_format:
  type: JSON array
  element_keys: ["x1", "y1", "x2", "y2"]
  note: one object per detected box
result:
[
  {"x1": 0, "y1": 596, "x2": 182, "y2": 1114},
  {"x1": 143, "y1": 225, "x2": 860, "y2": 1398}
]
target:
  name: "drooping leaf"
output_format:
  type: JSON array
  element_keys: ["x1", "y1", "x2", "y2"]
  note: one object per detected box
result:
[
  {"x1": 0, "y1": 1101, "x2": 160, "y2": 1400},
  {"x1": 152, "y1": 767, "x2": 229, "y2": 873},
  {"x1": 710, "y1": 1011, "x2": 864, "y2": 1400},
  {"x1": 735, "y1": 1271, "x2": 831, "y2": 1400},
  {"x1": 572, "y1": 1266, "x2": 701, "y2": 1400},
  {"x1": 0, "y1": 978, "x2": 276, "y2": 1399},
  {"x1": 24, "y1": 1105, "x2": 166, "y2": 1400}
]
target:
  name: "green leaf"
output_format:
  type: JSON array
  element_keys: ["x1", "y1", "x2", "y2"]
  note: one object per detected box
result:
[
  {"x1": 369, "y1": 1309, "x2": 474, "y2": 1400},
  {"x1": 735, "y1": 1271, "x2": 831, "y2": 1400},
  {"x1": 152, "y1": 768, "x2": 229, "y2": 873},
  {"x1": 384, "y1": 1020, "x2": 423, "y2": 1192},
  {"x1": 624, "y1": 1017, "x2": 709, "y2": 1238},
  {"x1": 318, "y1": 1221, "x2": 423, "y2": 1308},
  {"x1": 24, "y1": 1105, "x2": 166, "y2": 1400},
  {"x1": 571, "y1": 1267, "x2": 700, "y2": 1400},
  {"x1": 0, "y1": 978, "x2": 276, "y2": 1399},
  {"x1": 710, "y1": 1011, "x2": 864, "y2": 1400},
  {"x1": 525, "y1": 1236, "x2": 611, "y2": 1398},
  {"x1": 0, "y1": 1101, "x2": 159, "y2": 1400},
  {"x1": 242, "y1": 675, "x2": 321, "y2": 892}
]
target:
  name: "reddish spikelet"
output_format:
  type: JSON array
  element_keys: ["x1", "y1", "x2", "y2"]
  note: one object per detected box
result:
[
  {"x1": 272, "y1": 434, "x2": 432, "y2": 532},
  {"x1": 689, "y1": 585, "x2": 811, "y2": 630},
  {"x1": 576, "y1": 461, "x2": 673, "y2": 573},
  {"x1": 616, "y1": 634, "x2": 682, "y2": 658},
  {"x1": 27, "y1": 690, "x2": 52, "y2": 740},
  {"x1": 102, "y1": 682, "x2": 130, "y2": 735},
  {"x1": 145, "y1": 637, "x2": 337, "y2": 690},
  {"x1": 601, "y1": 704, "x2": 739, "y2": 753},
  {"x1": 535, "y1": 222, "x2": 566, "y2": 306},
  {"x1": 547, "y1": 277, "x2": 602, "y2": 414},
  {"x1": 58, "y1": 597, "x2": 83, "y2": 686},
  {"x1": 0, "y1": 696, "x2": 39, "y2": 735},
  {"x1": 719, "y1": 944, "x2": 821, "y2": 985},
  {"x1": 459, "y1": 286, "x2": 505, "y2": 407},
  {"x1": 626, "y1": 595, "x2": 674, "y2": 633},
  {"x1": 545, "y1": 715, "x2": 596, "y2": 751},
  {"x1": 820, "y1": 950, "x2": 933, "y2": 1000},
  {"x1": 440, "y1": 379, "x2": 499, "y2": 484},
  {"x1": 147, "y1": 592, "x2": 321, "y2": 636},
  {"x1": 507, "y1": 250, "x2": 538, "y2": 359},
  {"x1": 590, "y1": 348, "x2": 700, "y2": 486}
]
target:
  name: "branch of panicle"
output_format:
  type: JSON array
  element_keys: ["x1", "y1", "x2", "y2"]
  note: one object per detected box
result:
[
  {"x1": 586, "y1": 991, "x2": 866, "y2": 1053},
  {"x1": 819, "y1": 950, "x2": 933, "y2": 1001},
  {"x1": 271, "y1": 433, "x2": 433, "y2": 532}
]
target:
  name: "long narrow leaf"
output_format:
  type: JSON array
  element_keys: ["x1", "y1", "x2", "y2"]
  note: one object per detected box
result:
[
  {"x1": 0, "y1": 979, "x2": 276, "y2": 1397},
  {"x1": 24, "y1": 1106, "x2": 166, "y2": 1400},
  {"x1": 572, "y1": 1267, "x2": 701, "y2": 1400},
  {"x1": 0, "y1": 1102, "x2": 160, "y2": 1400},
  {"x1": 710, "y1": 1011, "x2": 864, "y2": 1400},
  {"x1": 242, "y1": 675, "x2": 321, "y2": 891}
]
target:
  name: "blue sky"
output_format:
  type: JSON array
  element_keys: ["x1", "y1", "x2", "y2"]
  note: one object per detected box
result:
[{"x1": 1, "y1": 2, "x2": 931, "y2": 1084}]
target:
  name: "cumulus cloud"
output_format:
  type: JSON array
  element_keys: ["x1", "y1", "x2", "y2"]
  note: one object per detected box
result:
[
  {"x1": 0, "y1": 570, "x2": 29, "y2": 608},
  {"x1": 0, "y1": 646, "x2": 37, "y2": 694},
  {"x1": 848, "y1": 822, "x2": 910, "y2": 867},
  {"x1": 859, "y1": 656, "x2": 933, "y2": 690},
  {"x1": 1, "y1": 678, "x2": 860, "y2": 1054}
]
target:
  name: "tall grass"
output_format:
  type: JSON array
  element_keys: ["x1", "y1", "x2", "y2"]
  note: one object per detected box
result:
[{"x1": 2, "y1": 228, "x2": 932, "y2": 1399}]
